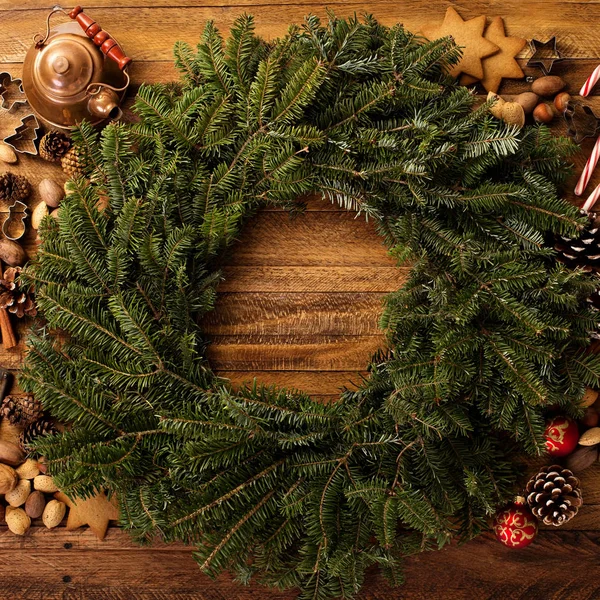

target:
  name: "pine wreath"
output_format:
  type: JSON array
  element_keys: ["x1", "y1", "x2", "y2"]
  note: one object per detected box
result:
[{"x1": 19, "y1": 15, "x2": 600, "y2": 599}]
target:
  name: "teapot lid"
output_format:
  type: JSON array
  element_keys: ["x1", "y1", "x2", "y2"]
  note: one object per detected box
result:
[{"x1": 33, "y1": 33, "x2": 100, "y2": 99}]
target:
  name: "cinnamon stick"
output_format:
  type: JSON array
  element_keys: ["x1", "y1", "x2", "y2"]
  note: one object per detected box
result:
[{"x1": 0, "y1": 263, "x2": 16, "y2": 349}]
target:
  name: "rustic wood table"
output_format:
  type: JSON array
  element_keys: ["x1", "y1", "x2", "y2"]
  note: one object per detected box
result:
[{"x1": 1, "y1": 0, "x2": 600, "y2": 598}]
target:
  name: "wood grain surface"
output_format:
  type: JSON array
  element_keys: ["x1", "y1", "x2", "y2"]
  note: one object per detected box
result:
[{"x1": 1, "y1": 0, "x2": 600, "y2": 598}]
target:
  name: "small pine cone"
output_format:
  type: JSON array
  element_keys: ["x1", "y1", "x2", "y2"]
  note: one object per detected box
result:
[
  {"x1": 39, "y1": 131, "x2": 72, "y2": 162},
  {"x1": 1, "y1": 394, "x2": 43, "y2": 426},
  {"x1": 0, "y1": 173, "x2": 30, "y2": 204},
  {"x1": 61, "y1": 146, "x2": 88, "y2": 177},
  {"x1": 19, "y1": 418, "x2": 58, "y2": 450},
  {"x1": 526, "y1": 465, "x2": 583, "y2": 526},
  {"x1": 554, "y1": 211, "x2": 600, "y2": 272},
  {"x1": 0, "y1": 267, "x2": 37, "y2": 319}
]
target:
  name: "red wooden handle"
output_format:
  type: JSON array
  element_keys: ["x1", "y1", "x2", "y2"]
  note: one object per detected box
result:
[{"x1": 68, "y1": 6, "x2": 132, "y2": 71}]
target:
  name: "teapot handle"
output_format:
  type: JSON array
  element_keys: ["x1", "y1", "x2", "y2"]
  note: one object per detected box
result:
[{"x1": 68, "y1": 6, "x2": 132, "y2": 71}]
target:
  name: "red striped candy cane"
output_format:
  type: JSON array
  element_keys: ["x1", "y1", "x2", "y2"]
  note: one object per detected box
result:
[
  {"x1": 575, "y1": 135, "x2": 600, "y2": 196},
  {"x1": 583, "y1": 183, "x2": 600, "y2": 212},
  {"x1": 580, "y1": 65, "x2": 600, "y2": 97}
]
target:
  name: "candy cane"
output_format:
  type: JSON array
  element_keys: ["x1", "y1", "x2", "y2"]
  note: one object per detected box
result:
[
  {"x1": 580, "y1": 65, "x2": 600, "y2": 97},
  {"x1": 583, "y1": 183, "x2": 600, "y2": 212},
  {"x1": 575, "y1": 135, "x2": 600, "y2": 196}
]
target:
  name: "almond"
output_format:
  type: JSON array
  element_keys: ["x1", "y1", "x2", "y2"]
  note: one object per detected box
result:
[
  {"x1": 16, "y1": 458, "x2": 40, "y2": 480},
  {"x1": 579, "y1": 426, "x2": 600, "y2": 446},
  {"x1": 6, "y1": 507, "x2": 30, "y2": 535},
  {"x1": 5, "y1": 478, "x2": 30, "y2": 507},
  {"x1": 31, "y1": 202, "x2": 49, "y2": 230},
  {"x1": 487, "y1": 91, "x2": 505, "y2": 119},
  {"x1": 581, "y1": 387, "x2": 599, "y2": 408},
  {"x1": 39, "y1": 178, "x2": 64, "y2": 208},
  {"x1": 25, "y1": 490, "x2": 46, "y2": 519},
  {"x1": 33, "y1": 475, "x2": 58, "y2": 493},
  {"x1": 501, "y1": 102, "x2": 526, "y2": 128},
  {"x1": 0, "y1": 143, "x2": 17, "y2": 165},
  {"x1": 0, "y1": 463, "x2": 18, "y2": 494},
  {"x1": 42, "y1": 499, "x2": 66, "y2": 529}
]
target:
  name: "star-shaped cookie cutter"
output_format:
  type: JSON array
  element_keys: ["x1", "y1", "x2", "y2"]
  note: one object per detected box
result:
[
  {"x1": 564, "y1": 101, "x2": 600, "y2": 144},
  {"x1": 2, "y1": 200, "x2": 28, "y2": 241},
  {"x1": 3, "y1": 114, "x2": 41, "y2": 156},
  {"x1": 527, "y1": 37, "x2": 564, "y2": 75},
  {"x1": 0, "y1": 72, "x2": 27, "y2": 111}
]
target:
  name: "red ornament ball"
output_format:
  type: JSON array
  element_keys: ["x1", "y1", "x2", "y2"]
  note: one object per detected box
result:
[
  {"x1": 493, "y1": 498, "x2": 538, "y2": 549},
  {"x1": 544, "y1": 416, "x2": 579, "y2": 457}
]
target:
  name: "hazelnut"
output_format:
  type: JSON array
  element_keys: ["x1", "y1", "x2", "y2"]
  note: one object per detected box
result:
[
  {"x1": 533, "y1": 103, "x2": 555, "y2": 124},
  {"x1": 554, "y1": 92, "x2": 571, "y2": 113}
]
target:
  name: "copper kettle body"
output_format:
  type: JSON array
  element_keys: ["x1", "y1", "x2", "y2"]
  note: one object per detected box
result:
[{"x1": 22, "y1": 6, "x2": 131, "y2": 130}]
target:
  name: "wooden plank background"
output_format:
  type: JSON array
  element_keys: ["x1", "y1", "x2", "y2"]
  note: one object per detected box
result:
[{"x1": 1, "y1": 1, "x2": 600, "y2": 598}]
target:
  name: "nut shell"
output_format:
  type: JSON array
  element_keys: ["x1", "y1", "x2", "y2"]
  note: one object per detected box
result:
[
  {"x1": 0, "y1": 239, "x2": 26, "y2": 267},
  {"x1": 0, "y1": 440, "x2": 24, "y2": 466},
  {"x1": 579, "y1": 426, "x2": 600, "y2": 446},
  {"x1": 501, "y1": 102, "x2": 526, "y2": 128},
  {"x1": 554, "y1": 92, "x2": 571, "y2": 113},
  {"x1": 42, "y1": 499, "x2": 66, "y2": 529},
  {"x1": 581, "y1": 387, "x2": 599, "y2": 408},
  {"x1": 0, "y1": 463, "x2": 17, "y2": 494},
  {"x1": 33, "y1": 474, "x2": 58, "y2": 493},
  {"x1": 531, "y1": 75, "x2": 566, "y2": 97},
  {"x1": 487, "y1": 91, "x2": 505, "y2": 119},
  {"x1": 5, "y1": 478, "x2": 30, "y2": 507},
  {"x1": 16, "y1": 458, "x2": 40, "y2": 480},
  {"x1": 0, "y1": 144, "x2": 17, "y2": 165},
  {"x1": 582, "y1": 408, "x2": 600, "y2": 428},
  {"x1": 5, "y1": 507, "x2": 30, "y2": 535},
  {"x1": 565, "y1": 445, "x2": 599, "y2": 472},
  {"x1": 533, "y1": 103, "x2": 555, "y2": 124},
  {"x1": 39, "y1": 179, "x2": 64, "y2": 209},
  {"x1": 514, "y1": 92, "x2": 539, "y2": 115},
  {"x1": 31, "y1": 202, "x2": 49, "y2": 230},
  {"x1": 25, "y1": 490, "x2": 46, "y2": 519}
]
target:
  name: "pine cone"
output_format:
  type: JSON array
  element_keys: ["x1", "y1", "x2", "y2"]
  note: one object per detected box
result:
[
  {"x1": 0, "y1": 267, "x2": 37, "y2": 318},
  {"x1": 1, "y1": 394, "x2": 43, "y2": 426},
  {"x1": 39, "y1": 131, "x2": 72, "y2": 162},
  {"x1": 0, "y1": 173, "x2": 30, "y2": 204},
  {"x1": 61, "y1": 146, "x2": 88, "y2": 177},
  {"x1": 19, "y1": 418, "x2": 58, "y2": 450},
  {"x1": 554, "y1": 211, "x2": 600, "y2": 272},
  {"x1": 525, "y1": 464, "x2": 582, "y2": 526}
]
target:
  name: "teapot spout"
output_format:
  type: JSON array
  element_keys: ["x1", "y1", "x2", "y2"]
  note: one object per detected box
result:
[{"x1": 87, "y1": 88, "x2": 122, "y2": 121}]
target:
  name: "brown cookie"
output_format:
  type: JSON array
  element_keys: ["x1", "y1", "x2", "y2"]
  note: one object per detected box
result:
[
  {"x1": 421, "y1": 7, "x2": 499, "y2": 80},
  {"x1": 55, "y1": 489, "x2": 119, "y2": 540},
  {"x1": 461, "y1": 17, "x2": 526, "y2": 92}
]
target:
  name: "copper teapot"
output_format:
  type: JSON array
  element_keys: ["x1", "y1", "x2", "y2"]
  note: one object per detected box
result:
[{"x1": 22, "y1": 5, "x2": 132, "y2": 129}]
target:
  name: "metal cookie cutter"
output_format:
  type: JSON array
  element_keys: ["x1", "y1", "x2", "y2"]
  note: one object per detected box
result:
[
  {"x1": 2, "y1": 200, "x2": 28, "y2": 241},
  {"x1": 3, "y1": 114, "x2": 41, "y2": 156},
  {"x1": 527, "y1": 37, "x2": 564, "y2": 76},
  {"x1": 0, "y1": 72, "x2": 27, "y2": 111}
]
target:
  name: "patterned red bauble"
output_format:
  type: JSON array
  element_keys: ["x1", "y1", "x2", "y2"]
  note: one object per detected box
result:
[
  {"x1": 544, "y1": 416, "x2": 579, "y2": 457},
  {"x1": 493, "y1": 497, "x2": 538, "y2": 549}
]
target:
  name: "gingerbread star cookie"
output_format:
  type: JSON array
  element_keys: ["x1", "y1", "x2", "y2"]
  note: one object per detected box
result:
[
  {"x1": 55, "y1": 489, "x2": 119, "y2": 540},
  {"x1": 422, "y1": 7, "x2": 499, "y2": 80},
  {"x1": 460, "y1": 17, "x2": 526, "y2": 92}
]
